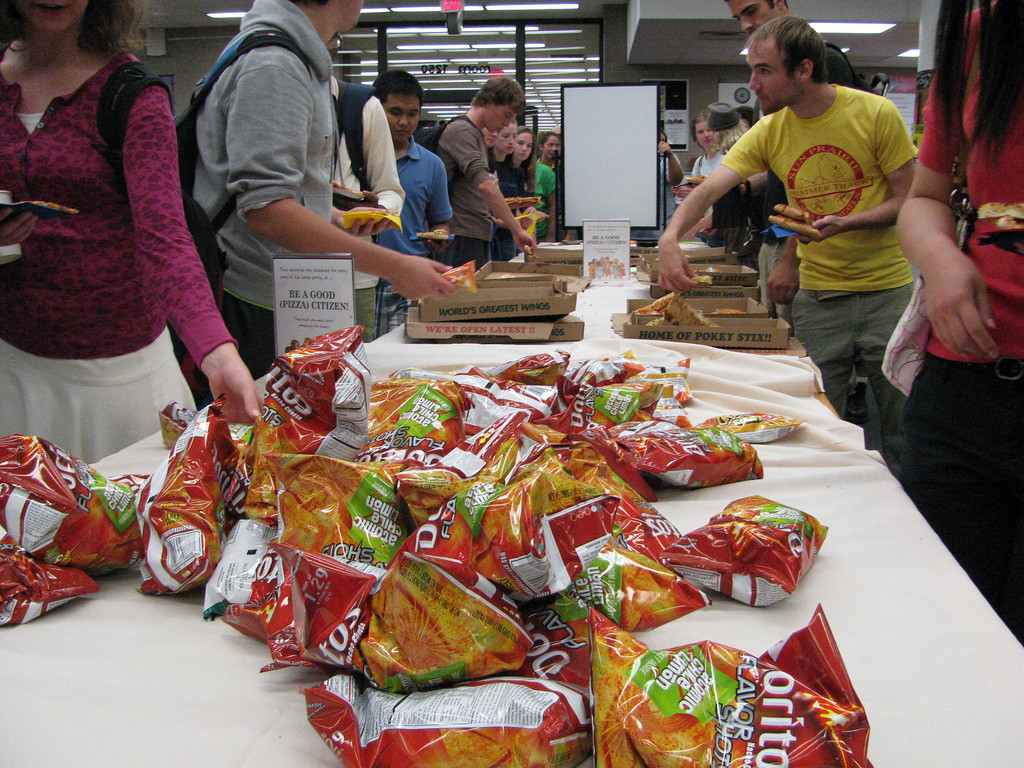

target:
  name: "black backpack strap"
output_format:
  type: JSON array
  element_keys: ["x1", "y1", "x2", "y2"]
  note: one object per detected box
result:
[
  {"x1": 176, "y1": 29, "x2": 314, "y2": 224},
  {"x1": 335, "y1": 82, "x2": 376, "y2": 192},
  {"x1": 97, "y1": 61, "x2": 171, "y2": 197}
]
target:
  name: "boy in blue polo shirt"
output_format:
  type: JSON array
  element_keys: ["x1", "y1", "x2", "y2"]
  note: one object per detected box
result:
[{"x1": 373, "y1": 70, "x2": 453, "y2": 336}]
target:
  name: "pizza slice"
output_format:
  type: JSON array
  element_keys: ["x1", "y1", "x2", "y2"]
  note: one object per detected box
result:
[{"x1": 977, "y1": 202, "x2": 1024, "y2": 230}]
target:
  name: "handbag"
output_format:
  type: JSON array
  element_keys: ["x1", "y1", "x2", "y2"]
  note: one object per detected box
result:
[{"x1": 883, "y1": 52, "x2": 979, "y2": 395}]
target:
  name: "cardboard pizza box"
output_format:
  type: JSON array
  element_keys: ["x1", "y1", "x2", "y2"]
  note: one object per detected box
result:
[
  {"x1": 626, "y1": 297, "x2": 768, "y2": 318},
  {"x1": 648, "y1": 283, "x2": 760, "y2": 301},
  {"x1": 417, "y1": 262, "x2": 579, "y2": 322},
  {"x1": 405, "y1": 306, "x2": 584, "y2": 343},
  {"x1": 615, "y1": 314, "x2": 791, "y2": 350}
]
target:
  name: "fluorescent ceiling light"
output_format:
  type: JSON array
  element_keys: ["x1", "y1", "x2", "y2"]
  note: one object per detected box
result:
[
  {"x1": 899, "y1": 48, "x2": 920, "y2": 58},
  {"x1": 452, "y1": 57, "x2": 516, "y2": 63},
  {"x1": 484, "y1": 3, "x2": 580, "y2": 10},
  {"x1": 531, "y1": 76, "x2": 588, "y2": 82},
  {"x1": 809, "y1": 22, "x2": 895, "y2": 34},
  {"x1": 393, "y1": 3, "x2": 483, "y2": 9},
  {"x1": 397, "y1": 43, "x2": 473, "y2": 50},
  {"x1": 207, "y1": 11, "x2": 245, "y2": 19},
  {"x1": 359, "y1": 7, "x2": 391, "y2": 11},
  {"x1": 472, "y1": 41, "x2": 544, "y2": 48}
]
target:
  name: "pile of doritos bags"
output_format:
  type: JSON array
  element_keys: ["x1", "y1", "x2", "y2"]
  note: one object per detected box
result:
[{"x1": 0, "y1": 326, "x2": 868, "y2": 768}]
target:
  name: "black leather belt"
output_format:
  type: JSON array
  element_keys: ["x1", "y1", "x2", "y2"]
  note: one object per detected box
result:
[
  {"x1": 940, "y1": 355, "x2": 1024, "y2": 381},
  {"x1": 993, "y1": 357, "x2": 1024, "y2": 381}
]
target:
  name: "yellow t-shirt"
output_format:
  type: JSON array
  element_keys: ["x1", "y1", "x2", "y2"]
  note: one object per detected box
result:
[{"x1": 723, "y1": 86, "x2": 916, "y2": 291}]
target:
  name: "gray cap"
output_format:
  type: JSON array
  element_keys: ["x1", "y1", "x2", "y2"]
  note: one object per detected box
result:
[{"x1": 706, "y1": 102, "x2": 740, "y2": 131}]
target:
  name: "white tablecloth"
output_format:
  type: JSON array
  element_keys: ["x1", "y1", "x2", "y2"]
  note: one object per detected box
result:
[{"x1": 3, "y1": 286, "x2": 1023, "y2": 768}]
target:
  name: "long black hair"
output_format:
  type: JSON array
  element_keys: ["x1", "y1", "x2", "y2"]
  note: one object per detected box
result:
[{"x1": 934, "y1": 0, "x2": 1024, "y2": 154}]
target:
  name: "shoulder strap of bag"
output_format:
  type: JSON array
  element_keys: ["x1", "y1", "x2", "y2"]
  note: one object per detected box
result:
[
  {"x1": 335, "y1": 81, "x2": 375, "y2": 192},
  {"x1": 952, "y1": 44, "x2": 981, "y2": 248},
  {"x1": 177, "y1": 30, "x2": 313, "y2": 231},
  {"x1": 96, "y1": 61, "x2": 171, "y2": 197}
]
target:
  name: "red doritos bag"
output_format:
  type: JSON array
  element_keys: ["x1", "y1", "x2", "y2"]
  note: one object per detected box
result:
[
  {"x1": 0, "y1": 534, "x2": 98, "y2": 625},
  {"x1": 247, "y1": 329, "x2": 372, "y2": 499},
  {"x1": 0, "y1": 435, "x2": 141, "y2": 572},
  {"x1": 590, "y1": 607, "x2": 871, "y2": 768},
  {"x1": 137, "y1": 402, "x2": 239, "y2": 594},
  {"x1": 660, "y1": 495, "x2": 828, "y2": 607},
  {"x1": 611, "y1": 422, "x2": 763, "y2": 489},
  {"x1": 306, "y1": 673, "x2": 591, "y2": 768}
]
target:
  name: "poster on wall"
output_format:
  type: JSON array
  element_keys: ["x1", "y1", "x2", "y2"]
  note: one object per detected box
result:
[
  {"x1": 662, "y1": 81, "x2": 689, "y2": 149},
  {"x1": 272, "y1": 255, "x2": 356, "y2": 355},
  {"x1": 717, "y1": 81, "x2": 754, "y2": 110}
]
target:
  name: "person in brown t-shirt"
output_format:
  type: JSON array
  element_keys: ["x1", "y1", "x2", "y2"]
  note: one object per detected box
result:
[{"x1": 436, "y1": 76, "x2": 537, "y2": 267}]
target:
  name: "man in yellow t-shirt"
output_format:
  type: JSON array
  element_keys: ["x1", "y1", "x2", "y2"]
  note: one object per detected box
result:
[{"x1": 657, "y1": 16, "x2": 915, "y2": 475}]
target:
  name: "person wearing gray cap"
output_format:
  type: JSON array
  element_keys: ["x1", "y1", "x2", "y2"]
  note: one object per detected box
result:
[{"x1": 703, "y1": 103, "x2": 761, "y2": 267}]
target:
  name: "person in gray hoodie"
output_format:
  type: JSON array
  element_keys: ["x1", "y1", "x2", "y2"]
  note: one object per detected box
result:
[{"x1": 193, "y1": 0, "x2": 454, "y2": 378}]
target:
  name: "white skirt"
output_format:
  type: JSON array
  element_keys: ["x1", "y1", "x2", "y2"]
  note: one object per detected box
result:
[{"x1": 0, "y1": 329, "x2": 194, "y2": 465}]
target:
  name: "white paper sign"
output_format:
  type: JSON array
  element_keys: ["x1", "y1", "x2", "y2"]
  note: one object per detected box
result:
[
  {"x1": 272, "y1": 254, "x2": 356, "y2": 355},
  {"x1": 583, "y1": 219, "x2": 630, "y2": 283}
]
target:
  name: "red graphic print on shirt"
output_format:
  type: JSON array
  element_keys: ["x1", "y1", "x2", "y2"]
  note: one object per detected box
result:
[{"x1": 787, "y1": 145, "x2": 873, "y2": 218}]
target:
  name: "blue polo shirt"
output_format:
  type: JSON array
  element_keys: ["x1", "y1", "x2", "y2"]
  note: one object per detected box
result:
[{"x1": 377, "y1": 137, "x2": 453, "y2": 257}]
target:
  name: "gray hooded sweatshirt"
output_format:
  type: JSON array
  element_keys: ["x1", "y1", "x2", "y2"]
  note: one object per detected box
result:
[{"x1": 193, "y1": 0, "x2": 336, "y2": 308}]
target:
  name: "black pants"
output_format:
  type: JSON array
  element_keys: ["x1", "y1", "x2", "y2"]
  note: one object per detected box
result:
[
  {"x1": 901, "y1": 353, "x2": 1024, "y2": 644},
  {"x1": 221, "y1": 292, "x2": 277, "y2": 380},
  {"x1": 441, "y1": 236, "x2": 490, "y2": 269}
]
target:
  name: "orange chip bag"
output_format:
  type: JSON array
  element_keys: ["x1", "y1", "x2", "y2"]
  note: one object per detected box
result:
[
  {"x1": 566, "y1": 540, "x2": 709, "y2": 632},
  {"x1": 0, "y1": 435, "x2": 141, "y2": 572},
  {"x1": 660, "y1": 495, "x2": 828, "y2": 606},
  {"x1": 442, "y1": 260, "x2": 478, "y2": 292},
  {"x1": 250, "y1": 453, "x2": 406, "y2": 568},
  {"x1": 541, "y1": 381, "x2": 662, "y2": 434},
  {"x1": 356, "y1": 379, "x2": 470, "y2": 465},
  {"x1": 610, "y1": 422, "x2": 764, "y2": 489},
  {"x1": 158, "y1": 401, "x2": 196, "y2": 449},
  {"x1": 410, "y1": 468, "x2": 617, "y2": 600},
  {"x1": 590, "y1": 607, "x2": 871, "y2": 768},
  {"x1": 359, "y1": 552, "x2": 533, "y2": 692},
  {"x1": 694, "y1": 413, "x2": 803, "y2": 443},
  {"x1": 0, "y1": 533, "x2": 98, "y2": 624},
  {"x1": 487, "y1": 349, "x2": 571, "y2": 386},
  {"x1": 306, "y1": 673, "x2": 591, "y2": 768}
]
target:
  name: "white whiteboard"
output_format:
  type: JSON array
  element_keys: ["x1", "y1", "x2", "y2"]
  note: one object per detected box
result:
[{"x1": 562, "y1": 84, "x2": 659, "y2": 229}]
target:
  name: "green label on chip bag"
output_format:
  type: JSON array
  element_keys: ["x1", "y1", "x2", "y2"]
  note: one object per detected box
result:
[
  {"x1": 695, "y1": 427, "x2": 746, "y2": 457},
  {"x1": 453, "y1": 480, "x2": 504, "y2": 536},
  {"x1": 387, "y1": 660, "x2": 468, "y2": 692},
  {"x1": 595, "y1": 388, "x2": 641, "y2": 424},
  {"x1": 568, "y1": 550, "x2": 622, "y2": 623},
  {"x1": 92, "y1": 475, "x2": 138, "y2": 533},
  {"x1": 631, "y1": 646, "x2": 737, "y2": 723},
  {"x1": 349, "y1": 472, "x2": 404, "y2": 562},
  {"x1": 396, "y1": 385, "x2": 457, "y2": 438},
  {"x1": 751, "y1": 502, "x2": 813, "y2": 536}
]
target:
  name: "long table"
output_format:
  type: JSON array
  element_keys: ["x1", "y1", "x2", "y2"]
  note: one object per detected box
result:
[{"x1": 3, "y1": 284, "x2": 1023, "y2": 768}]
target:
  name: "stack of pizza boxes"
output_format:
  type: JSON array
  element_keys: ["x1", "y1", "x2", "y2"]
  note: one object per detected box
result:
[
  {"x1": 636, "y1": 243, "x2": 759, "y2": 302},
  {"x1": 407, "y1": 262, "x2": 587, "y2": 343}
]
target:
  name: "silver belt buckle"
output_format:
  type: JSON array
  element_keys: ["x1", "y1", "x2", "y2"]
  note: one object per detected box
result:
[{"x1": 994, "y1": 357, "x2": 1024, "y2": 380}]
